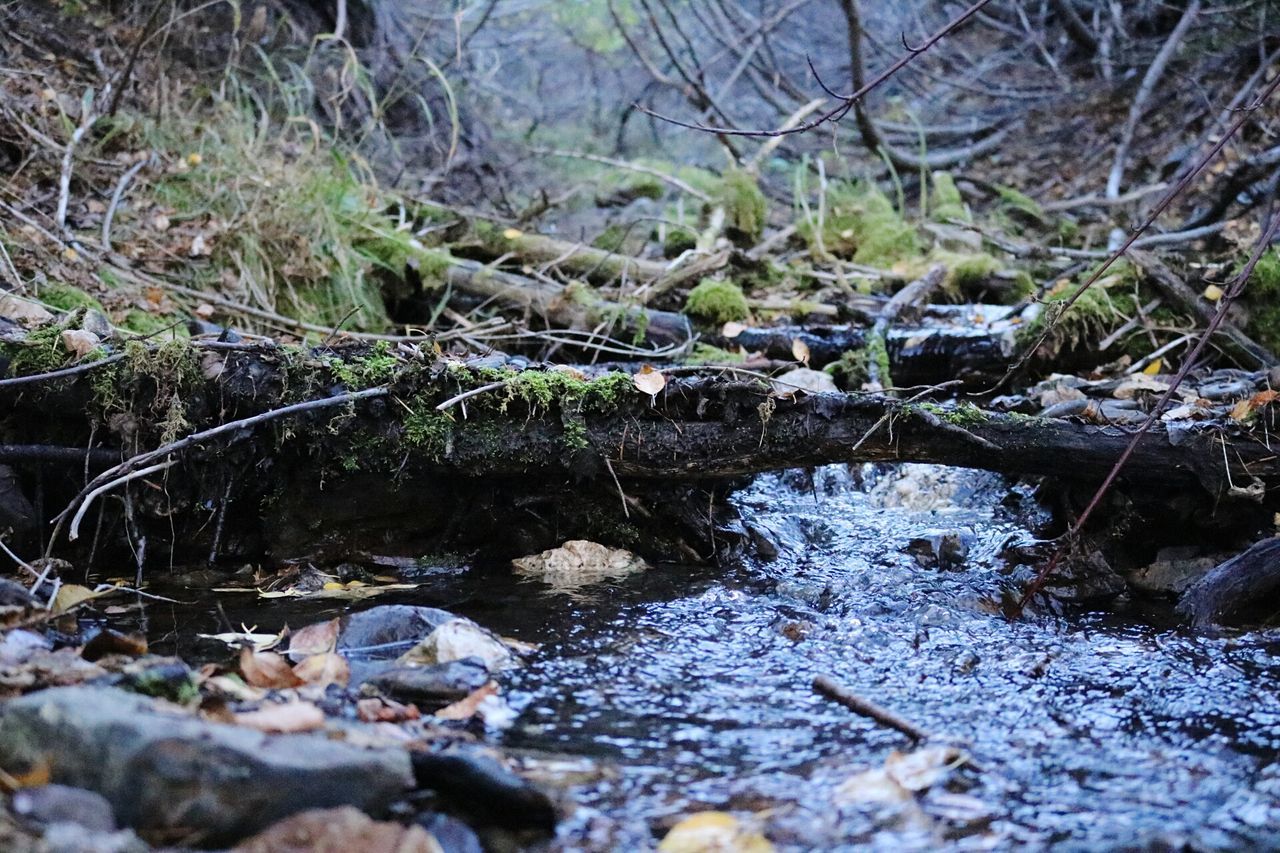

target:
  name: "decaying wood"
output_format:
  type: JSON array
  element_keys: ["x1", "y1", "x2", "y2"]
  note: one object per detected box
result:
[{"x1": 1177, "y1": 536, "x2": 1280, "y2": 627}]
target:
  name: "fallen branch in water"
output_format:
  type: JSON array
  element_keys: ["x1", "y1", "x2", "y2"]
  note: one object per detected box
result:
[{"x1": 813, "y1": 675, "x2": 930, "y2": 743}]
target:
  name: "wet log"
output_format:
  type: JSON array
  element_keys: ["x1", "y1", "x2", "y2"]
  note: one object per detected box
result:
[
  {"x1": 4, "y1": 345, "x2": 1277, "y2": 565},
  {"x1": 1177, "y1": 536, "x2": 1280, "y2": 627},
  {"x1": 709, "y1": 302, "x2": 1032, "y2": 388}
]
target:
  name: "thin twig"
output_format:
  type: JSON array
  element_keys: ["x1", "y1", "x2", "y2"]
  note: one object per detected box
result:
[
  {"x1": 435, "y1": 380, "x2": 508, "y2": 411},
  {"x1": 69, "y1": 459, "x2": 175, "y2": 541},
  {"x1": 814, "y1": 675, "x2": 931, "y2": 742},
  {"x1": 101, "y1": 154, "x2": 150, "y2": 251}
]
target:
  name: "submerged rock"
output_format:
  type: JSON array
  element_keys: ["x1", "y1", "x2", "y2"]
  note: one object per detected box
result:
[
  {"x1": 410, "y1": 749, "x2": 557, "y2": 832},
  {"x1": 0, "y1": 686, "x2": 414, "y2": 844},
  {"x1": 363, "y1": 659, "x2": 490, "y2": 709}
]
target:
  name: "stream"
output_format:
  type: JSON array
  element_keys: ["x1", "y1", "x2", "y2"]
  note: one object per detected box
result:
[{"x1": 150, "y1": 463, "x2": 1280, "y2": 850}]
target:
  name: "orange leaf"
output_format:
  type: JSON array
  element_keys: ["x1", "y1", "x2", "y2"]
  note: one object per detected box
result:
[
  {"x1": 291, "y1": 652, "x2": 350, "y2": 688},
  {"x1": 234, "y1": 701, "x2": 325, "y2": 733},
  {"x1": 435, "y1": 682, "x2": 499, "y2": 721},
  {"x1": 239, "y1": 647, "x2": 304, "y2": 689}
]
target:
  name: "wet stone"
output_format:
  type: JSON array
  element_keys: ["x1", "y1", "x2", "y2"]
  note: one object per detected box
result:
[
  {"x1": 11, "y1": 785, "x2": 117, "y2": 832},
  {"x1": 0, "y1": 686, "x2": 414, "y2": 844},
  {"x1": 338, "y1": 604, "x2": 456, "y2": 653},
  {"x1": 906, "y1": 528, "x2": 973, "y2": 568},
  {"x1": 362, "y1": 658, "x2": 491, "y2": 709}
]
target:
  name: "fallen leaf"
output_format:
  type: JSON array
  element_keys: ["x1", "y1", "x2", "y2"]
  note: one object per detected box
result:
[
  {"x1": 502, "y1": 227, "x2": 523, "y2": 240},
  {"x1": 721, "y1": 321, "x2": 746, "y2": 338},
  {"x1": 189, "y1": 233, "x2": 209, "y2": 257},
  {"x1": 885, "y1": 745, "x2": 966, "y2": 791},
  {"x1": 770, "y1": 367, "x2": 836, "y2": 397},
  {"x1": 234, "y1": 701, "x2": 325, "y2": 733},
  {"x1": 197, "y1": 628, "x2": 282, "y2": 651},
  {"x1": 832, "y1": 768, "x2": 912, "y2": 805},
  {"x1": 658, "y1": 811, "x2": 775, "y2": 853},
  {"x1": 291, "y1": 652, "x2": 349, "y2": 688},
  {"x1": 791, "y1": 338, "x2": 810, "y2": 367},
  {"x1": 399, "y1": 618, "x2": 513, "y2": 671},
  {"x1": 434, "y1": 681, "x2": 499, "y2": 721},
  {"x1": 59, "y1": 329, "x2": 100, "y2": 358},
  {"x1": 287, "y1": 617, "x2": 340, "y2": 661},
  {"x1": 357, "y1": 697, "x2": 421, "y2": 723},
  {"x1": 51, "y1": 584, "x2": 102, "y2": 615},
  {"x1": 239, "y1": 647, "x2": 304, "y2": 689},
  {"x1": 1142, "y1": 358, "x2": 1163, "y2": 376},
  {"x1": 1203, "y1": 284, "x2": 1223, "y2": 302},
  {"x1": 633, "y1": 365, "x2": 666, "y2": 397}
]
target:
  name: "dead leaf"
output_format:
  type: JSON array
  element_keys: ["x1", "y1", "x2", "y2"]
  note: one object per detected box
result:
[
  {"x1": 770, "y1": 367, "x2": 836, "y2": 397},
  {"x1": 434, "y1": 681, "x2": 499, "y2": 721},
  {"x1": 291, "y1": 652, "x2": 349, "y2": 688},
  {"x1": 658, "y1": 811, "x2": 775, "y2": 853},
  {"x1": 885, "y1": 745, "x2": 966, "y2": 791},
  {"x1": 51, "y1": 584, "x2": 102, "y2": 615},
  {"x1": 791, "y1": 338, "x2": 810, "y2": 367},
  {"x1": 189, "y1": 233, "x2": 209, "y2": 257},
  {"x1": 287, "y1": 617, "x2": 340, "y2": 661},
  {"x1": 1203, "y1": 284, "x2": 1223, "y2": 302},
  {"x1": 239, "y1": 647, "x2": 304, "y2": 689},
  {"x1": 501, "y1": 227, "x2": 523, "y2": 240},
  {"x1": 197, "y1": 627, "x2": 282, "y2": 651},
  {"x1": 356, "y1": 697, "x2": 421, "y2": 723},
  {"x1": 399, "y1": 619, "x2": 513, "y2": 671},
  {"x1": 721, "y1": 321, "x2": 746, "y2": 338},
  {"x1": 234, "y1": 701, "x2": 325, "y2": 733},
  {"x1": 59, "y1": 329, "x2": 100, "y2": 358},
  {"x1": 633, "y1": 365, "x2": 666, "y2": 397}
]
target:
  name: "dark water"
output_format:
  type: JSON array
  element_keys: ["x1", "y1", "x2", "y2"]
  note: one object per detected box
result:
[{"x1": 140, "y1": 464, "x2": 1280, "y2": 850}]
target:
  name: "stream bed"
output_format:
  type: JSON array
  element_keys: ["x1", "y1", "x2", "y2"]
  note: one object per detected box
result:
[{"x1": 152, "y1": 463, "x2": 1280, "y2": 850}]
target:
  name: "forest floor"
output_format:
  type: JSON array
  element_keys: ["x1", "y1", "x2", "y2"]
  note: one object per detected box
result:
[{"x1": 1, "y1": 2, "x2": 1279, "y2": 851}]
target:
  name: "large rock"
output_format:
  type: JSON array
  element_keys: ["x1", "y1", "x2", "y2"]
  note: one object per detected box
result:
[{"x1": 0, "y1": 686, "x2": 414, "y2": 844}]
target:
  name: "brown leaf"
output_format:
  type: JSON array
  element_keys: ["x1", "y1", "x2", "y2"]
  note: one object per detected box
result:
[
  {"x1": 287, "y1": 617, "x2": 340, "y2": 661},
  {"x1": 234, "y1": 701, "x2": 325, "y2": 733},
  {"x1": 239, "y1": 647, "x2": 304, "y2": 689},
  {"x1": 291, "y1": 652, "x2": 349, "y2": 688},
  {"x1": 60, "y1": 329, "x2": 100, "y2": 359},
  {"x1": 435, "y1": 681, "x2": 499, "y2": 721},
  {"x1": 356, "y1": 697, "x2": 421, "y2": 723},
  {"x1": 633, "y1": 365, "x2": 666, "y2": 397},
  {"x1": 791, "y1": 338, "x2": 810, "y2": 367}
]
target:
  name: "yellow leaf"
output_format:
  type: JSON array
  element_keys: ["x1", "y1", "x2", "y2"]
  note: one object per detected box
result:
[
  {"x1": 1142, "y1": 358, "x2": 1162, "y2": 376},
  {"x1": 502, "y1": 227, "x2": 523, "y2": 240},
  {"x1": 52, "y1": 584, "x2": 99, "y2": 615},
  {"x1": 186, "y1": 152, "x2": 203, "y2": 167},
  {"x1": 322, "y1": 581, "x2": 345, "y2": 591},
  {"x1": 791, "y1": 338, "x2": 810, "y2": 367},
  {"x1": 633, "y1": 365, "x2": 666, "y2": 397},
  {"x1": 659, "y1": 812, "x2": 774, "y2": 853},
  {"x1": 1203, "y1": 284, "x2": 1224, "y2": 302}
]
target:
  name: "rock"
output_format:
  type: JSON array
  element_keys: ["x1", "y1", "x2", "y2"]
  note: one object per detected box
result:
[
  {"x1": 771, "y1": 367, "x2": 838, "y2": 396},
  {"x1": 416, "y1": 812, "x2": 484, "y2": 853},
  {"x1": 0, "y1": 576, "x2": 36, "y2": 608},
  {"x1": 398, "y1": 619, "x2": 514, "y2": 672},
  {"x1": 38, "y1": 823, "x2": 147, "y2": 853},
  {"x1": 410, "y1": 750, "x2": 557, "y2": 832},
  {"x1": 11, "y1": 785, "x2": 116, "y2": 832},
  {"x1": 1126, "y1": 546, "x2": 1218, "y2": 595},
  {"x1": 233, "y1": 806, "x2": 440, "y2": 853},
  {"x1": 362, "y1": 659, "x2": 490, "y2": 709},
  {"x1": 338, "y1": 605, "x2": 455, "y2": 652},
  {"x1": 0, "y1": 630, "x2": 51, "y2": 665},
  {"x1": 0, "y1": 686, "x2": 414, "y2": 844},
  {"x1": 512, "y1": 540, "x2": 648, "y2": 591},
  {"x1": 1045, "y1": 548, "x2": 1126, "y2": 602},
  {"x1": 906, "y1": 528, "x2": 972, "y2": 568}
]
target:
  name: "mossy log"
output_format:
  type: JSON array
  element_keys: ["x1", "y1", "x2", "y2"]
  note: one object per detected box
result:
[{"x1": 2, "y1": 341, "x2": 1277, "y2": 568}]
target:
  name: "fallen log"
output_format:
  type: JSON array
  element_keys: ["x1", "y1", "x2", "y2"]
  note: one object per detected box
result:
[
  {"x1": 1177, "y1": 536, "x2": 1280, "y2": 627},
  {"x1": 3, "y1": 342, "x2": 1276, "y2": 564}
]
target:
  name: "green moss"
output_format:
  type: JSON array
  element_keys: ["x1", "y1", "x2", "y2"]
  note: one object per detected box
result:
[
  {"x1": 1243, "y1": 248, "x2": 1280, "y2": 353},
  {"x1": 943, "y1": 402, "x2": 988, "y2": 425},
  {"x1": 1, "y1": 320, "x2": 75, "y2": 377},
  {"x1": 715, "y1": 168, "x2": 767, "y2": 245},
  {"x1": 1016, "y1": 267, "x2": 1138, "y2": 358},
  {"x1": 121, "y1": 309, "x2": 177, "y2": 337},
  {"x1": 685, "y1": 279, "x2": 750, "y2": 325},
  {"x1": 38, "y1": 281, "x2": 105, "y2": 314},
  {"x1": 685, "y1": 343, "x2": 746, "y2": 365},
  {"x1": 929, "y1": 172, "x2": 967, "y2": 222},
  {"x1": 592, "y1": 224, "x2": 630, "y2": 253},
  {"x1": 825, "y1": 348, "x2": 870, "y2": 389},
  {"x1": 328, "y1": 341, "x2": 401, "y2": 389},
  {"x1": 662, "y1": 226, "x2": 697, "y2": 258},
  {"x1": 801, "y1": 180, "x2": 920, "y2": 267},
  {"x1": 867, "y1": 335, "x2": 891, "y2": 387},
  {"x1": 403, "y1": 408, "x2": 454, "y2": 460}
]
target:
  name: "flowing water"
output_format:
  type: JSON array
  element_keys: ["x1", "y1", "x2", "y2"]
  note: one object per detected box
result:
[
  {"x1": 498, "y1": 465, "x2": 1280, "y2": 850},
  {"x1": 147, "y1": 463, "x2": 1280, "y2": 850}
]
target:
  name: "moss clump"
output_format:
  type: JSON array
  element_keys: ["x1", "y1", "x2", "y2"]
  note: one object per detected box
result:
[
  {"x1": 327, "y1": 341, "x2": 402, "y2": 389},
  {"x1": 1243, "y1": 248, "x2": 1280, "y2": 353},
  {"x1": 662, "y1": 226, "x2": 697, "y2": 258},
  {"x1": 1, "y1": 319, "x2": 76, "y2": 377},
  {"x1": 39, "y1": 282, "x2": 105, "y2": 314},
  {"x1": 1016, "y1": 268, "x2": 1138, "y2": 358},
  {"x1": 943, "y1": 402, "x2": 988, "y2": 426},
  {"x1": 592, "y1": 224, "x2": 630, "y2": 253},
  {"x1": 826, "y1": 348, "x2": 870, "y2": 390},
  {"x1": 714, "y1": 168, "x2": 767, "y2": 245},
  {"x1": 685, "y1": 279, "x2": 750, "y2": 325},
  {"x1": 929, "y1": 172, "x2": 967, "y2": 222},
  {"x1": 121, "y1": 309, "x2": 179, "y2": 337},
  {"x1": 802, "y1": 180, "x2": 920, "y2": 268},
  {"x1": 403, "y1": 409, "x2": 453, "y2": 460},
  {"x1": 685, "y1": 343, "x2": 746, "y2": 365}
]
